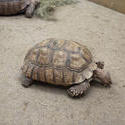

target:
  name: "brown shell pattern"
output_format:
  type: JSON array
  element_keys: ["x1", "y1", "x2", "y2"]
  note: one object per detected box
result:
[
  {"x1": 22, "y1": 38, "x2": 93, "y2": 86},
  {"x1": 0, "y1": 0, "x2": 27, "y2": 15}
]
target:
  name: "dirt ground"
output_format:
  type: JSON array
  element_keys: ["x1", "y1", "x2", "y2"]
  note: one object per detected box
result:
[{"x1": 0, "y1": 0, "x2": 125, "y2": 125}]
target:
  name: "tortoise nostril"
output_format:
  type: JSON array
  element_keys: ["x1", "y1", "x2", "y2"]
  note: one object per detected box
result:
[{"x1": 110, "y1": 81, "x2": 112, "y2": 84}]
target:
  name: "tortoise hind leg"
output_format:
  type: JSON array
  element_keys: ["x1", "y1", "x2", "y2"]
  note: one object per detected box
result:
[
  {"x1": 22, "y1": 78, "x2": 33, "y2": 88},
  {"x1": 67, "y1": 80, "x2": 90, "y2": 97}
]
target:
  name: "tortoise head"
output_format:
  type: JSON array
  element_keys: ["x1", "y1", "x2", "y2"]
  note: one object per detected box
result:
[{"x1": 93, "y1": 68, "x2": 112, "y2": 87}]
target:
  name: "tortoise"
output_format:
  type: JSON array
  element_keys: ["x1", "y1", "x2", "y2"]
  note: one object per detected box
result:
[
  {"x1": 0, "y1": 0, "x2": 40, "y2": 18},
  {"x1": 21, "y1": 38, "x2": 112, "y2": 97}
]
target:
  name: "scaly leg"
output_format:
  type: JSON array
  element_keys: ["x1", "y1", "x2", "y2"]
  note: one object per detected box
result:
[
  {"x1": 25, "y1": 0, "x2": 40, "y2": 18},
  {"x1": 22, "y1": 77, "x2": 33, "y2": 88},
  {"x1": 25, "y1": 3, "x2": 36, "y2": 18},
  {"x1": 67, "y1": 80, "x2": 90, "y2": 97}
]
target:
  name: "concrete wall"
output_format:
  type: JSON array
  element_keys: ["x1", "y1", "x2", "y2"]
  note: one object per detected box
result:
[{"x1": 89, "y1": 0, "x2": 125, "y2": 14}]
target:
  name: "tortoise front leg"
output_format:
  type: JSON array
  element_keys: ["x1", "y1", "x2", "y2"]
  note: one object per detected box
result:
[
  {"x1": 67, "y1": 80, "x2": 90, "y2": 97},
  {"x1": 22, "y1": 78, "x2": 33, "y2": 88},
  {"x1": 25, "y1": 0, "x2": 40, "y2": 18},
  {"x1": 25, "y1": 3, "x2": 36, "y2": 18}
]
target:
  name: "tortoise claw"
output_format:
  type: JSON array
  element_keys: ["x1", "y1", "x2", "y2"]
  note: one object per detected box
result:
[{"x1": 67, "y1": 81, "x2": 90, "y2": 97}]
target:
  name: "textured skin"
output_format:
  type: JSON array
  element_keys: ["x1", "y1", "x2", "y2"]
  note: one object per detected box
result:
[
  {"x1": 22, "y1": 38, "x2": 97, "y2": 86},
  {"x1": 0, "y1": 0, "x2": 29, "y2": 15},
  {"x1": 67, "y1": 80, "x2": 90, "y2": 97}
]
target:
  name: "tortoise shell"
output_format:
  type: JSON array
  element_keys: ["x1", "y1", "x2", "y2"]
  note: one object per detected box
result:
[{"x1": 22, "y1": 38, "x2": 97, "y2": 86}]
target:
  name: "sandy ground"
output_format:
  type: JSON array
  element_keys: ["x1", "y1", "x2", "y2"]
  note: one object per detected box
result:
[{"x1": 0, "y1": 0, "x2": 125, "y2": 125}]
